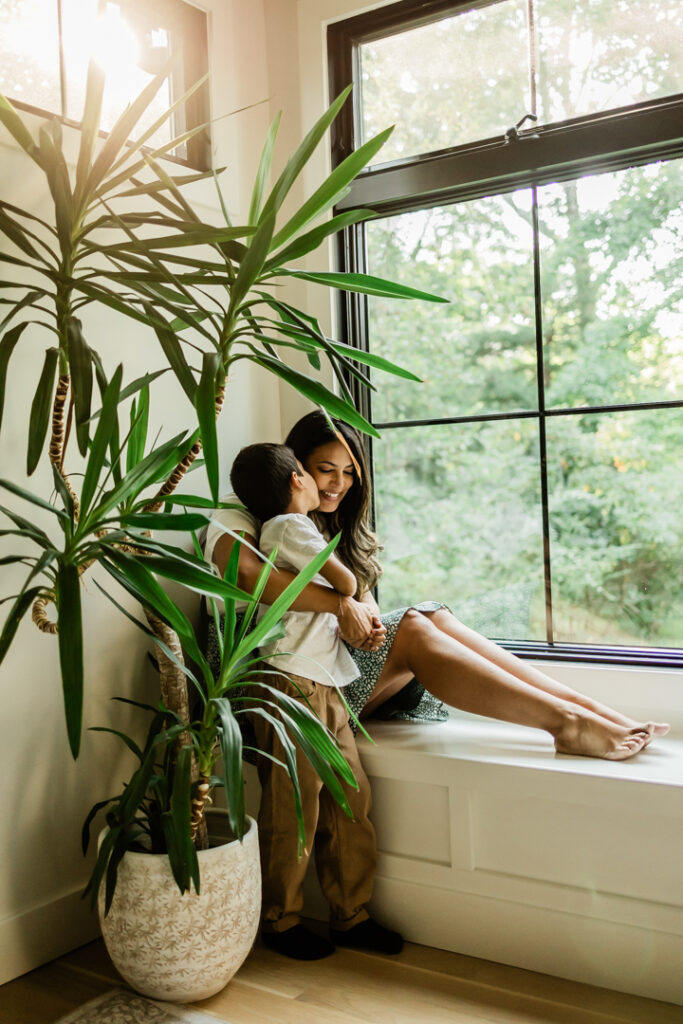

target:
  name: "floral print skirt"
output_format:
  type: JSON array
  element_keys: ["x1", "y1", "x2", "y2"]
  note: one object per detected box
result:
[{"x1": 342, "y1": 602, "x2": 449, "y2": 732}]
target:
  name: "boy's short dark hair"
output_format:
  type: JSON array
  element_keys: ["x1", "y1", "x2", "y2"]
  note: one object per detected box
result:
[{"x1": 230, "y1": 443, "x2": 302, "y2": 523}]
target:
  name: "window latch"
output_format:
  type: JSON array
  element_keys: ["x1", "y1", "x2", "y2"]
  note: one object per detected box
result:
[{"x1": 504, "y1": 113, "x2": 539, "y2": 143}]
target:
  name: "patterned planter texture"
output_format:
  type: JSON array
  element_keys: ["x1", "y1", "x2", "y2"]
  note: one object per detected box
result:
[{"x1": 98, "y1": 816, "x2": 261, "y2": 1002}]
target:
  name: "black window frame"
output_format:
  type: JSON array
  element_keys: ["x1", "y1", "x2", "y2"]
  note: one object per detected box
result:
[
  {"x1": 3, "y1": 0, "x2": 210, "y2": 171},
  {"x1": 328, "y1": 0, "x2": 683, "y2": 669}
]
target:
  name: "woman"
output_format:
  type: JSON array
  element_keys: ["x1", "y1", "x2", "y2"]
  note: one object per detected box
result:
[{"x1": 206, "y1": 411, "x2": 668, "y2": 760}]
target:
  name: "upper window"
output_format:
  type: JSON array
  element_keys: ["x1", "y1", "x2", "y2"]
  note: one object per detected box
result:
[
  {"x1": 357, "y1": 0, "x2": 683, "y2": 166},
  {"x1": 329, "y1": 0, "x2": 683, "y2": 665},
  {"x1": 0, "y1": 0, "x2": 209, "y2": 168}
]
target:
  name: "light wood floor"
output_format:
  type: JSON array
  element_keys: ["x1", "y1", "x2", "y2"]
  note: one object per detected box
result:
[{"x1": 1, "y1": 932, "x2": 681, "y2": 1024}]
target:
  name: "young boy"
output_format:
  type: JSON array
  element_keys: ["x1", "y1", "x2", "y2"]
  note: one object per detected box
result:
[{"x1": 230, "y1": 442, "x2": 402, "y2": 961}]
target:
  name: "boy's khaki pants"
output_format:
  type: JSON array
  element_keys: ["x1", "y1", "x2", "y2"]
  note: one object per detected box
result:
[{"x1": 249, "y1": 672, "x2": 377, "y2": 934}]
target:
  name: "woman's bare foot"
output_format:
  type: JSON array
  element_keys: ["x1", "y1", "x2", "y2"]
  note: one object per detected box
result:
[
  {"x1": 568, "y1": 695, "x2": 670, "y2": 740},
  {"x1": 553, "y1": 709, "x2": 653, "y2": 761}
]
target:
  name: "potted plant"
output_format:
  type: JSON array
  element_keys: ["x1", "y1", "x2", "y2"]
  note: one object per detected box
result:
[
  {"x1": 82, "y1": 532, "x2": 360, "y2": 1002},
  {"x1": 0, "y1": 50, "x2": 445, "y2": 999}
]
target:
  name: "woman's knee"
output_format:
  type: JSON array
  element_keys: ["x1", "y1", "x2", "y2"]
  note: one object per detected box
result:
[{"x1": 396, "y1": 608, "x2": 438, "y2": 644}]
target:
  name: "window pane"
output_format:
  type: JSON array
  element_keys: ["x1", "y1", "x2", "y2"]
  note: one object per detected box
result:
[
  {"x1": 374, "y1": 420, "x2": 546, "y2": 640},
  {"x1": 366, "y1": 191, "x2": 537, "y2": 423},
  {"x1": 0, "y1": 0, "x2": 61, "y2": 113},
  {"x1": 535, "y1": 0, "x2": 683, "y2": 125},
  {"x1": 359, "y1": 0, "x2": 529, "y2": 165},
  {"x1": 538, "y1": 158, "x2": 683, "y2": 409},
  {"x1": 62, "y1": 0, "x2": 172, "y2": 148},
  {"x1": 547, "y1": 408, "x2": 683, "y2": 646}
]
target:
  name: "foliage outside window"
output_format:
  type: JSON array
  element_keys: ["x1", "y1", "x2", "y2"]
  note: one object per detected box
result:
[
  {"x1": 328, "y1": 0, "x2": 683, "y2": 664},
  {"x1": 0, "y1": 0, "x2": 209, "y2": 168}
]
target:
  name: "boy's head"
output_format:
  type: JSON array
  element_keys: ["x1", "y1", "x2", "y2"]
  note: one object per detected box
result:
[{"x1": 230, "y1": 443, "x2": 318, "y2": 522}]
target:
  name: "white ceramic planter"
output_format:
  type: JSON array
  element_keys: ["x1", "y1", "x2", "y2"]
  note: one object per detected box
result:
[{"x1": 98, "y1": 816, "x2": 261, "y2": 1003}]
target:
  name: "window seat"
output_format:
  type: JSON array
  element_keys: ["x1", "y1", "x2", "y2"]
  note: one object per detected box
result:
[{"x1": 349, "y1": 712, "x2": 683, "y2": 1005}]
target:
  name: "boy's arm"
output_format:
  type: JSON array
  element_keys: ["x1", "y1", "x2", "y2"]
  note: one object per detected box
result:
[{"x1": 318, "y1": 552, "x2": 357, "y2": 596}]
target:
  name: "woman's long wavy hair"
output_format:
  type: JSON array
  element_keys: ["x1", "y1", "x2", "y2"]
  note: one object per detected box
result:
[{"x1": 285, "y1": 411, "x2": 382, "y2": 596}]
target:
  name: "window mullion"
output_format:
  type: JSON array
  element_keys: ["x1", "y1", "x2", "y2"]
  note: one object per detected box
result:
[{"x1": 531, "y1": 184, "x2": 554, "y2": 646}]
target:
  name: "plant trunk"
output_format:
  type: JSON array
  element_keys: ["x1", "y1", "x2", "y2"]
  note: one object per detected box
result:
[{"x1": 145, "y1": 609, "x2": 209, "y2": 850}]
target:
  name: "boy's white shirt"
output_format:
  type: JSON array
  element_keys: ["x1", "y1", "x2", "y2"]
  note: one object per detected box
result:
[
  {"x1": 204, "y1": 493, "x2": 258, "y2": 614},
  {"x1": 258, "y1": 513, "x2": 359, "y2": 687}
]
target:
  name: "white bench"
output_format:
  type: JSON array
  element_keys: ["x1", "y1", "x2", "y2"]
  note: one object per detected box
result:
[
  {"x1": 353, "y1": 711, "x2": 683, "y2": 1005},
  {"x1": 234, "y1": 661, "x2": 683, "y2": 1005}
]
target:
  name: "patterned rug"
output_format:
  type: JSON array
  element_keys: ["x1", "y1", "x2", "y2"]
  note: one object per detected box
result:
[{"x1": 55, "y1": 988, "x2": 225, "y2": 1023}]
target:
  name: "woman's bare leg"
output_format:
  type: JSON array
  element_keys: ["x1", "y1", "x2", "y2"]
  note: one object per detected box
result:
[
  {"x1": 421, "y1": 608, "x2": 669, "y2": 737},
  {"x1": 364, "y1": 610, "x2": 652, "y2": 761}
]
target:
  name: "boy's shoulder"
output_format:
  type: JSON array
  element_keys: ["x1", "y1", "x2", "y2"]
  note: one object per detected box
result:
[{"x1": 261, "y1": 512, "x2": 316, "y2": 534}]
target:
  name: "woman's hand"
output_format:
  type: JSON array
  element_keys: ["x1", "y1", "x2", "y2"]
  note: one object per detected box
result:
[{"x1": 336, "y1": 596, "x2": 378, "y2": 648}]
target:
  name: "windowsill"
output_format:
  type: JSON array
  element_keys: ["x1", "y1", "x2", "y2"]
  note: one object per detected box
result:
[
  {"x1": 358, "y1": 659, "x2": 683, "y2": 787},
  {"x1": 358, "y1": 712, "x2": 683, "y2": 787}
]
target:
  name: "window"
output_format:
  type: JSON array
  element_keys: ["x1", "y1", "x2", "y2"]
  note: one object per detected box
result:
[
  {"x1": 328, "y1": 0, "x2": 683, "y2": 665},
  {"x1": 0, "y1": 0, "x2": 209, "y2": 168}
]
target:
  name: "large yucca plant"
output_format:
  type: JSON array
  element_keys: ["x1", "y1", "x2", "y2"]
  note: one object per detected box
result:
[{"x1": 0, "y1": 58, "x2": 445, "y2": 852}]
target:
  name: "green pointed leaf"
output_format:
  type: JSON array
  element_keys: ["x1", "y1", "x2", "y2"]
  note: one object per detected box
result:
[
  {"x1": 101, "y1": 551, "x2": 208, "y2": 671},
  {"x1": 115, "y1": 168, "x2": 223, "y2": 199},
  {"x1": 0, "y1": 287, "x2": 48, "y2": 335},
  {"x1": 103, "y1": 71, "x2": 209, "y2": 185},
  {"x1": 326, "y1": 340, "x2": 421, "y2": 382},
  {"x1": 87, "y1": 430, "x2": 193, "y2": 523},
  {"x1": 93, "y1": 123, "x2": 208, "y2": 201},
  {"x1": 0, "y1": 205, "x2": 47, "y2": 262},
  {"x1": 166, "y1": 745, "x2": 198, "y2": 894},
  {"x1": 270, "y1": 128, "x2": 392, "y2": 250},
  {"x1": 74, "y1": 60, "x2": 105, "y2": 207},
  {"x1": 266, "y1": 209, "x2": 368, "y2": 271},
  {"x1": 120, "y1": 511, "x2": 210, "y2": 532},
  {"x1": 260, "y1": 86, "x2": 352, "y2": 222},
  {"x1": 100, "y1": 224, "x2": 253, "y2": 252},
  {"x1": 57, "y1": 562, "x2": 83, "y2": 759},
  {"x1": 247, "y1": 705, "x2": 305, "y2": 851},
  {"x1": 246, "y1": 352, "x2": 379, "y2": 437},
  {"x1": 0, "y1": 477, "x2": 66, "y2": 519},
  {"x1": 221, "y1": 540, "x2": 241, "y2": 660},
  {"x1": 0, "y1": 586, "x2": 42, "y2": 665},
  {"x1": 27, "y1": 347, "x2": 59, "y2": 475},
  {"x1": 212, "y1": 697, "x2": 245, "y2": 838},
  {"x1": 281, "y1": 269, "x2": 449, "y2": 303},
  {"x1": 38, "y1": 122, "x2": 73, "y2": 254},
  {"x1": 0, "y1": 322, "x2": 28, "y2": 433},
  {"x1": 195, "y1": 351, "x2": 221, "y2": 503},
  {"x1": 0, "y1": 94, "x2": 40, "y2": 161},
  {"x1": 248, "y1": 112, "x2": 281, "y2": 224},
  {"x1": 87, "y1": 56, "x2": 177, "y2": 195},
  {"x1": 148, "y1": 315, "x2": 196, "y2": 403},
  {"x1": 126, "y1": 384, "x2": 149, "y2": 472},
  {"x1": 81, "y1": 364, "x2": 122, "y2": 516},
  {"x1": 220, "y1": 211, "x2": 273, "y2": 317},
  {"x1": 66, "y1": 318, "x2": 93, "y2": 456},
  {"x1": 92, "y1": 578, "x2": 204, "y2": 695}
]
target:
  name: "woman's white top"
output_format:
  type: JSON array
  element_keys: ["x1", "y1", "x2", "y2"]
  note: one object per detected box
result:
[{"x1": 258, "y1": 513, "x2": 359, "y2": 688}]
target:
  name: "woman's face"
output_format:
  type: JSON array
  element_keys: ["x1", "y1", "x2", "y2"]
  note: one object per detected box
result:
[{"x1": 304, "y1": 440, "x2": 355, "y2": 513}]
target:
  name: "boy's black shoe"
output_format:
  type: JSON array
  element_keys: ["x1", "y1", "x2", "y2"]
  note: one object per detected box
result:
[
  {"x1": 330, "y1": 918, "x2": 404, "y2": 955},
  {"x1": 262, "y1": 924, "x2": 335, "y2": 961}
]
